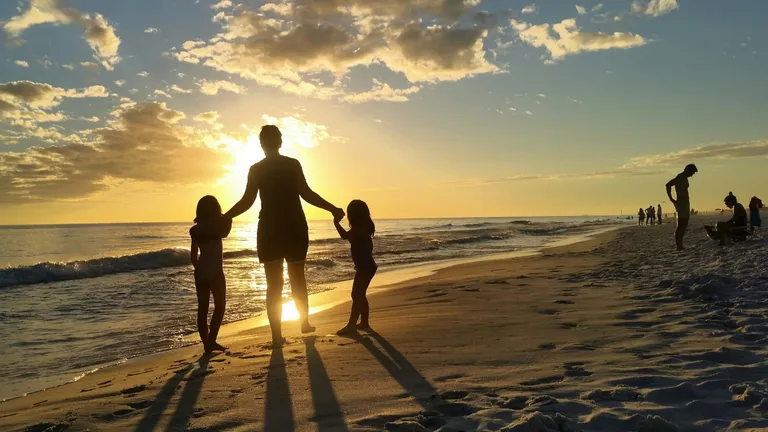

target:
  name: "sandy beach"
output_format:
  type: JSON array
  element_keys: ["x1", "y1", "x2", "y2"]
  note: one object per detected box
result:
[{"x1": 3, "y1": 217, "x2": 768, "y2": 432}]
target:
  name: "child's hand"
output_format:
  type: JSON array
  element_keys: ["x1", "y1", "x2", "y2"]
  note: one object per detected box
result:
[{"x1": 332, "y1": 207, "x2": 345, "y2": 222}]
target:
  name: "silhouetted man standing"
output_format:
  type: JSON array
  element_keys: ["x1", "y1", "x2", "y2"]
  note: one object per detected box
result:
[{"x1": 666, "y1": 164, "x2": 698, "y2": 250}]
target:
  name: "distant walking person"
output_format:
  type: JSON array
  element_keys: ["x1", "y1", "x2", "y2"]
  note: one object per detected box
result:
[
  {"x1": 657, "y1": 204, "x2": 663, "y2": 225},
  {"x1": 334, "y1": 200, "x2": 377, "y2": 335},
  {"x1": 224, "y1": 125, "x2": 345, "y2": 346},
  {"x1": 750, "y1": 196, "x2": 763, "y2": 229},
  {"x1": 666, "y1": 164, "x2": 698, "y2": 250},
  {"x1": 190, "y1": 195, "x2": 232, "y2": 353},
  {"x1": 638, "y1": 208, "x2": 645, "y2": 226}
]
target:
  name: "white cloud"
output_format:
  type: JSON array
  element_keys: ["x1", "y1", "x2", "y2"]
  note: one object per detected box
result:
[
  {"x1": 114, "y1": 80, "x2": 126, "y2": 87},
  {"x1": 154, "y1": 89, "x2": 171, "y2": 98},
  {"x1": 211, "y1": 0, "x2": 233, "y2": 9},
  {"x1": 14, "y1": 60, "x2": 30, "y2": 68},
  {"x1": 137, "y1": 71, "x2": 149, "y2": 77},
  {"x1": 631, "y1": 0, "x2": 678, "y2": 17},
  {"x1": 196, "y1": 79, "x2": 246, "y2": 95},
  {"x1": 80, "y1": 116, "x2": 100, "y2": 122},
  {"x1": 373, "y1": 119, "x2": 383, "y2": 123},
  {"x1": 511, "y1": 18, "x2": 647, "y2": 62},
  {"x1": 169, "y1": 84, "x2": 193, "y2": 94},
  {"x1": 575, "y1": 5, "x2": 587, "y2": 15},
  {"x1": 62, "y1": 64, "x2": 75, "y2": 70},
  {"x1": 193, "y1": 111, "x2": 223, "y2": 130},
  {"x1": 341, "y1": 79, "x2": 420, "y2": 103},
  {"x1": 592, "y1": 3, "x2": 604, "y2": 12},
  {"x1": 144, "y1": 27, "x2": 159, "y2": 34},
  {"x1": 627, "y1": 140, "x2": 768, "y2": 167},
  {"x1": 80, "y1": 61, "x2": 100, "y2": 73},
  {"x1": 525, "y1": 110, "x2": 533, "y2": 115},
  {"x1": 3, "y1": 0, "x2": 122, "y2": 70},
  {"x1": 38, "y1": 58, "x2": 53, "y2": 68},
  {"x1": 521, "y1": 4, "x2": 537, "y2": 14},
  {"x1": 173, "y1": 3, "x2": 500, "y2": 100}
]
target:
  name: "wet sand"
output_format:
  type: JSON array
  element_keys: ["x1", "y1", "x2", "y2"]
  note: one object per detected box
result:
[{"x1": 3, "y1": 218, "x2": 767, "y2": 431}]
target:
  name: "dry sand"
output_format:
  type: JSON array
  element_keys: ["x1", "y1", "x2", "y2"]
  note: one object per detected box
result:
[{"x1": 3, "y1": 217, "x2": 768, "y2": 432}]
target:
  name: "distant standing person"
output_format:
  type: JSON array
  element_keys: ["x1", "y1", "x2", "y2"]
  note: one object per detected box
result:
[
  {"x1": 334, "y1": 200, "x2": 378, "y2": 335},
  {"x1": 224, "y1": 125, "x2": 345, "y2": 346},
  {"x1": 638, "y1": 208, "x2": 645, "y2": 226},
  {"x1": 750, "y1": 196, "x2": 763, "y2": 229},
  {"x1": 657, "y1": 204, "x2": 663, "y2": 225},
  {"x1": 649, "y1": 206, "x2": 656, "y2": 225},
  {"x1": 666, "y1": 164, "x2": 698, "y2": 250}
]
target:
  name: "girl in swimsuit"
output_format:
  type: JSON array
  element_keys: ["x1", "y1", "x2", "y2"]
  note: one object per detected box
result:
[
  {"x1": 190, "y1": 195, "x2": 232, "y2": 353},
  {"x1": 334, "y1": 200, "x2": 377, "y2": 335}
]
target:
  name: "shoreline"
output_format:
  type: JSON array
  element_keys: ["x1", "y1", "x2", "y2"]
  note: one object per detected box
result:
[
  {"x1": 5, "y1": 216, "x2": 765, "y2": 431},
  {"x1": 1, "y1": 225, "x2": 624, "y2": 404}
]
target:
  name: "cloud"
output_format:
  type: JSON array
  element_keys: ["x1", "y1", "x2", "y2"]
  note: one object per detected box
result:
[
  {"x1": 0, "y1": 80, "x2": 109, "y2": 109},
  {"x1": 62, "y1": 64, "x2": 75, "y2": 70},
  {"x1": 137, "y1": 71, "x2": 149, "y2": 77},
  {"x1": 511, "y1": 18, "x2": 647, "y2": 62},
  {"x1": 627, "y1": 140, "x2": 768, "y2": 167},
  {"x1": 3, "y1": 0, "x2": 121, "y2": 70},
  {"x1": 197, "y1": 79, "x2": 247, "y2": 95},
  {"x1": 193, "y1": 111, "x2": 223, "y2": 130},
  {"x1": 144, "y1": 27, "x2": 159, "y2": 33},
  {"x1": 80, "y1": 61, "x2": 100, "y2": 73},
  {"x1": 575, "y1": 5, "x2": 587, "y2": 15},
  {"x1": 521, "y1": 4, "x2": 537, "y2": 14},
  {"x1": 14, "y1": 60, "x2": 30, "y2": 68},
  {"x1": 154, "y1": 89, "x2": 171, "y2": 98},
  {"x1": 211, "y1": 0, "x2": 233, "y2": 9},
  {"x1": 172, "y1": 2, "x2": 499, "y2": 100},
  {"x1": 341, "y1": 79, "x2": 420, "y2": 103},
  {"x1": 169, "y1": 85, "x2": 194, "y2": 94},
  {"x1": 0, "y1": 103, "x2": 230, "y2": 203},
  {"x1": 115, "y1": 80, "x2": 126, "y2": 87},
  {"x1": 592, "y1": 3, "x2": 604, "y2": 12},
  {"x1": 632, "y1": 0, "x2": 678, "y2": 17},
  {"x1": 194, "y1": 111, "x2": 220, "y2": 124}
]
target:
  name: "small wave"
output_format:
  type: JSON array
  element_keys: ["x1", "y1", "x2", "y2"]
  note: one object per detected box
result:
[
  {"x1": 123, "y1": 235, "x2": 166, "y2": 239},
  {"x1": 306, "y1": 259, "x2": 336, "y2": 268},
  {"x1": 223, "y1": 249, "x2": 258, "y2": 259},
  {"x1": 0, "y1": 247, "x2": 257, "y2": 288},
  {"x1": 510, "y1": 220, "x2": 532, "y2": 225},
  {"x1": 442, "y1": 234, "x2": 508, "y2": 245}
]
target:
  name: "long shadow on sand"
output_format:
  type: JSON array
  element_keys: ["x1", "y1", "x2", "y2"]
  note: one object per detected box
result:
[
  {"x1": 163, "y1": 354, "x2": 212, "y2": 431},
  {"x1": 134, "y1": 353, "x2": 210, "y2": 432},
  {"x1": 304, "y1": 337, "x2": 349, "y2": 432},
  {"x1": 359, "y1": 330, "x2": 438, "y2": 409},
  {"x1": 264, "y1": 346, "x2": 295, "y2": 432}
]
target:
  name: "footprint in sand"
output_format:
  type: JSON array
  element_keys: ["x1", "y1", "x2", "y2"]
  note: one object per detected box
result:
[
  {"x1": 554, "y1": 299, "x2": 575, "y2": 305},
  {"x1": 486, "y1": 280, "x2": 510, "y2": 285},
  {"x1": 563, "y1": 363, "x2": 593, "y2": 377},
  {"x1": 120, "y1": 385, "x2": 147, "y2": 396},
  {"x1": 520, "y1": 375, "x2": 564, "y2": 386},
  {"x1": 127, "y1": 400, "x2": 152, "y2": 410}
]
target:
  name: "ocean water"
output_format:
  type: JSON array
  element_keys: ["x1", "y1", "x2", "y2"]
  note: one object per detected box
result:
[{"x1": 0, "y1": 217, "x2": 627, "y2": 400}]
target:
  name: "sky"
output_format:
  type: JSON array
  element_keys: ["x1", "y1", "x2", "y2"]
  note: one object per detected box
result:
[{"x1": 0, "y1": 0, "x2": 766, "y2": 224}]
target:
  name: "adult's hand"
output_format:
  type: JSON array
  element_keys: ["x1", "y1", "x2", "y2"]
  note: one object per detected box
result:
[{"x1": 332, "y1": 207, "x2": 345, "y2": 220}]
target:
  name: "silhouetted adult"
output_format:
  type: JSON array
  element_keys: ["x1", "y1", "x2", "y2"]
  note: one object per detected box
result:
[
  {"x1": 224, "y1": 125, "x2": 344, "y2": 346},
  {"x1": 666, "y1": 164, "x2": 697, "y2": 250},
  {"x1": 657, "y1": 204, "x2": 663, "y2": 225}
]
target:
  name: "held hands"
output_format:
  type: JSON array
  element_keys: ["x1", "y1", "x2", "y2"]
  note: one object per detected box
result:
[{"x1": 332, "y1": 207, "x2": 345, "y2": 222}]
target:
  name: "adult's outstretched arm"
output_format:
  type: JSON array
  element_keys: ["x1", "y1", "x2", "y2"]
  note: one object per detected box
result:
[{"x1": 224, "y1": 168, "x2": 258, "y2": 219}]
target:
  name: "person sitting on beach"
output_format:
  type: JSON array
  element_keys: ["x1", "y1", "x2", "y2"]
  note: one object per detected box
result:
[
  {"x1": 749, "y1": 196, "x2": 763, "y2": 229},
  {"x1": 334, "y1": 200, "x2": 377, "y2": 335},
  {"x1": 705, "y1": 192, "x2": 748, "y2": 245},
  {"x1": 638, "y1": 208, "x2": 645, "y2": 226},
  {"x1": 666, "y1": 164, "x2": 698, "y2": 250},
  {"x1": 190, "y1": 195, "x2": 232, "y2": 353}
]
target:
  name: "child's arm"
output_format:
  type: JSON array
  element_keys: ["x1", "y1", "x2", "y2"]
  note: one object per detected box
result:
[
  {"x1": 190, "y1": 240, "x2": 199, "y2": 268},
  {"x1": 334, "y1": 217, "x2": 349, "y2": 240}
]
